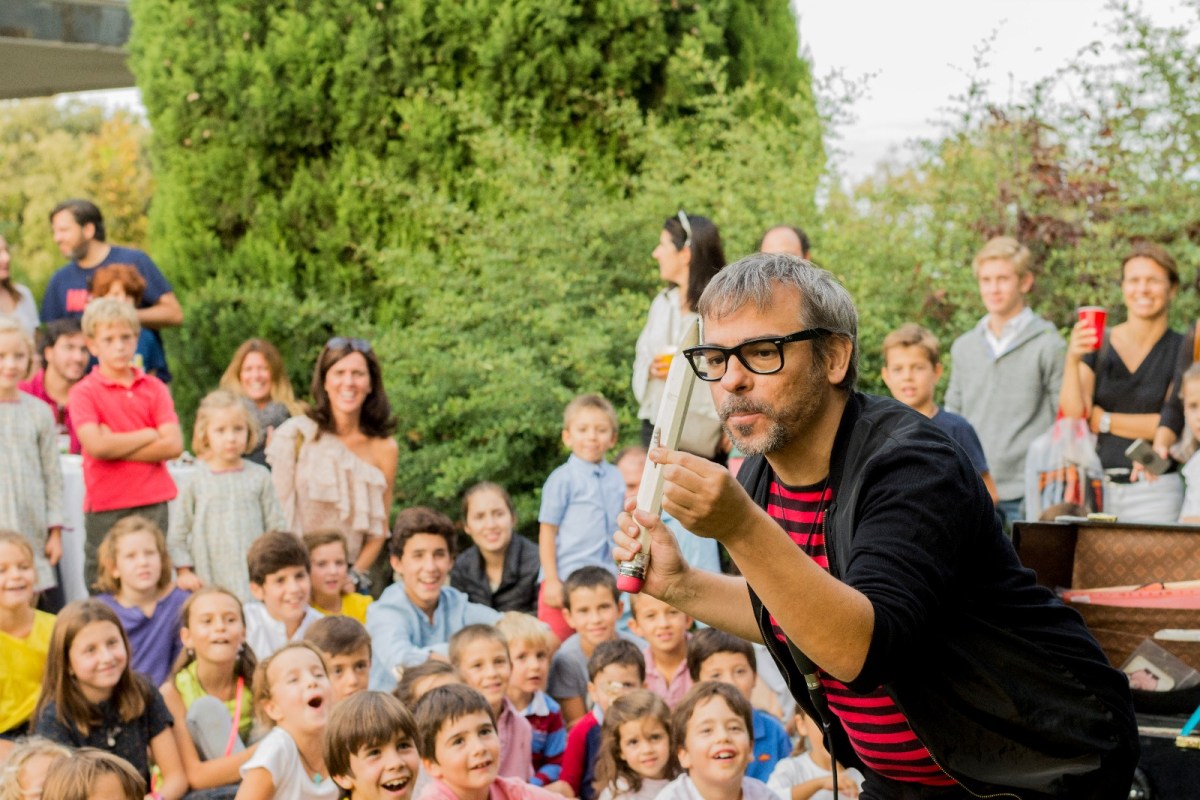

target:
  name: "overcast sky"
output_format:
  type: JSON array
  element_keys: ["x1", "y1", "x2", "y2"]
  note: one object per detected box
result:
[
  {"x1": 84, "y1": 1, "x2": 1195, "y2": 185},
  {"x1": 798, "y1": 0, "x2": 1195, "y2": 183}
]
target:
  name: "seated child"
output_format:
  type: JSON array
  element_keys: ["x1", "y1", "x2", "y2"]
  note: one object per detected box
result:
[
  {"x1": 238, "y1": 642, "x2": 337, "y2": 800},
  {"x1": 95, "y1": 515, "x2": 189, "y2": 686},
  {"x1": 326, "y1": 691, "x2": 422, "y2": 800},
  {"x1": 657, "y1": 683, "x2": 777, "y2": 800},
  {"x1": 413, "y1": 684, "x2": 561, "y2": 800},
  {"x1": 561, "y1": 640, "x2": 646, "y2": 800},
  {"x1": 538, "y1": 394, "x2": 625, "y2": 642},
  {"x1": 40, "y1": 748, "x2": 147, "y2": 800},
  {"x1": 449, "y1": 625, "x2": 533, "y2": 780},
  {"x1": 593, "y1": 690, "x2": 679, "y2": 800},
  {"x1": 548, "y1": 567, "x2": 641, "y2": 726},
  {"x1": 0, "y1": 532, "x2": 56, "y2": 744},
  {"x1": 450, "y1": 483, "x2": 539, "y2": 614},
  {"x1": 687, "y1": 629, "x2": 789, "y2": 782},
  {"x1": 34, "y1": 600, "x2": 187, "y2": 799},
  {"x1": 160, "y1": 587, "x2": 259, "y2": 793},
  {"x1": 880, "y1": 323, "x2": 998, "y2": 503},
  {"x1": 767, "y1": 707, "x2": 863, "y2": 800},
  {"x1": 627, "y1": 593, "x2": 693, "y2": 708},
  {"x1": 304, "y1": 531, "x2": 374, "y2": 623},
  {"x1": 306, "y1": 615, "x2": 373, "y2": 705},
  {"x1": 0, "y1": 737, "x2": 71, "y2": 800},
  {"x1": 245, "y1": 531, "x2": 323, "y2": 659},
  {"x1": 394, "y1": 662, "x2": 463, "y2": 709},
  {"x1": 367, "y1": 507, "x2": 501, "y2": 692},
  {"x1": 495, "y1": 612, "x2": 567, "y2": 791}
]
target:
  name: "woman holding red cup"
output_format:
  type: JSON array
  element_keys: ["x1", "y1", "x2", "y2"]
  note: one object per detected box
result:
[{"x1": 1059, "y1": 242, "x2": 1184, "y2": 522}]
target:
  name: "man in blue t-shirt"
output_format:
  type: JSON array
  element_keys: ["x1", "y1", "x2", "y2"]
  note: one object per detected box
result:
[
  {"x1": 880, "y1": 322, "x2": 1000, "y2": 504},
  {"x1": 43, "y1": 199, "x2": 183, "y2": 366}
]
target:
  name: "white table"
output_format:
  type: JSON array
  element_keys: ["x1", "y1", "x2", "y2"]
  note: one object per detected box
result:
[{"x1": 59, "y1": 455, "x2": 196, "y2": 602}]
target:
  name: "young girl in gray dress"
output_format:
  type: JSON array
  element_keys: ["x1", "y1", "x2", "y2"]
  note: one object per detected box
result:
[
  {"x1": 0, "y1": 315, "x2": 63, "y2": 598},
  {"x1": 168, "y1": 389, "x2": 286, "y2": 601}
]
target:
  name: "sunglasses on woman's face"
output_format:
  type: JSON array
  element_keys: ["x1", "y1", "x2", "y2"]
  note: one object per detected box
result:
[{"x1": 326, "y1": 336, "x2": 372, "y2": 354}]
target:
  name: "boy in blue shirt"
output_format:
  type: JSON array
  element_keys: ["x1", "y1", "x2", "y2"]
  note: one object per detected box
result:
[
  {"x1": 881, "y1": 323, "x2": 999, "y2": 504},
  {"x1": 366, "y1": 506, "x2": 501, "y2": 691},
  {"x1": 538, "y1": 393, "x2": 625, "y2": 641},
  {"x1": 687, "y1": 628, "x2": 790, "y2": 782}
]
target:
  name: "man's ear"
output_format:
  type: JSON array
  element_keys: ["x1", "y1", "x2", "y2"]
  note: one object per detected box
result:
[{"x1": 825, "y1": 337, "x2": 854, "y2": 386}]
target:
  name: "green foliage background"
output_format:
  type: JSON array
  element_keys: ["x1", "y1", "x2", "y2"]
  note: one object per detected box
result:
[{"x1": 126, "y1": 0, "x2": 824, "y2": 526}]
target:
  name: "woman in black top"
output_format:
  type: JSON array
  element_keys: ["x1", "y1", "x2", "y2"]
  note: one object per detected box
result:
[{"x1": 1060, "y1": 242, "x2": 1184, "y2": 522}]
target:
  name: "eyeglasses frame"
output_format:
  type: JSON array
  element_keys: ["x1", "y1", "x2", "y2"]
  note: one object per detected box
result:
[{"x1": 682, "y1": 327, "x2": 834, "y2": 382}]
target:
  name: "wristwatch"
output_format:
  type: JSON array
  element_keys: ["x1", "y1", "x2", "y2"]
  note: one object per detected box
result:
[
  {"x1": 348, "y1": 567, "x2": 372, "y2": 593},
  {"x1": 1099, "y1": 412, "x2": 1112, "y2": 434}
]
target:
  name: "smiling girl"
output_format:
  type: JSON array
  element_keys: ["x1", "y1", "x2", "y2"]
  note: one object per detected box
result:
[
  {"x1": 594, "y1": 691, "x2": 679, "y2": 800},
  {"x1": 236, "y1": 642, "x2": 337, "y2": 800},
  {"x1": 450, "y1": 484, "x2": 538, "y2": 614},
  {"x1": 0, "y1": 532, "x2": 57, "y2": 746},
  {"x1": 161, "y1": 587, "x2": 260, "y2": 793},
  {"x1": 33, "y1": 599, "x2": 187, "y2": 800},
  {"x1": 95, "y1": 516, "x2": 189, "y2": 687}
]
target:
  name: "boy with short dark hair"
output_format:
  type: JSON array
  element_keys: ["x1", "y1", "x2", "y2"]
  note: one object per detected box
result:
[
  {"x1": 367, "y1": 507, "x2": 501, "y2": 692},
  {"x1": 628, "y1": 592, "x2": 693, "y2": 708},
  {"x1": 546, "y1": 566, "x2": 641, "y2": 726},
  {"x1": 560, "y1": 640, "x2": 646, "y2": 800},
  {"x1": 538, "y1": 394, "x2": 625, "y2": 641},
  {"x1": 326, "y1": 690, "x2": 422, "y2": 800},
  {"x1": 881, "y1": 323, "x2": 998, "y2": 503},
  {"x1": 70, "y1": 297, "x2": 183, "y2": 588},
  {"x1": 449, "y1": 625, "x2": 533, "y2": 781},
  {"x1": 305, "y1": 615, "x2": 373, "y2": 704},
  {"x1": 413, "y1": 684, "x2": 560, "y2": 800},
  {"x1": 687, "y1": 629, "x2": 790, "y2": 782},
  {"x1": 245, "y1": 530, "x2": 322, "y2": 659}
]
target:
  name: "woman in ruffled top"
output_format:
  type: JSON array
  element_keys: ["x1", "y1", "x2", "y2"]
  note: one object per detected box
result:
[{"x1": 267, "y1": 337, "x2": 398, "y2": 590}]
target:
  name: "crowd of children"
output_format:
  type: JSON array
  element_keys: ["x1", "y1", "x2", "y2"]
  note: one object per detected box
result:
[{"x1": 9, "y1": 228, "x2": 1199, "y2": 799}]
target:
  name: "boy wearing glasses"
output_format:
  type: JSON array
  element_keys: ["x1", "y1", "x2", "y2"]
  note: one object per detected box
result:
[{"x1": 537, "y1": 394, "x2": 626, "y2": 642}]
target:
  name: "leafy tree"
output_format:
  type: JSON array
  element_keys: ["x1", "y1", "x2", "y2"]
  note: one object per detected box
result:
[{"x1": 128, "y1": 0, "x2": 824, "y2": 524}]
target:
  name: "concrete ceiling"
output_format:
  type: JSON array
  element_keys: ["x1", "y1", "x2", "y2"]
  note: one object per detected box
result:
[{"x1": 0, "y1": 1, "x2": 133, "y2": 99}]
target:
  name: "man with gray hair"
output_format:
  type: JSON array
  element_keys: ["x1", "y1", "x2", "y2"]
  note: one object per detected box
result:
[{"x1": 613, "y1": 253, "x2": 1136, "y2": 799}]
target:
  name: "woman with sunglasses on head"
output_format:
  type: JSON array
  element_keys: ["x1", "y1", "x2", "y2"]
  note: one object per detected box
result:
[
  {"x1": 219, "y1": 339, "x2": 307, "y2": 466},
  {"x1": 267, "y1": 337, "x2": 398, "y2": 592},
  {"x1": 632, "y1": 212, "x2": 726, "y2": 459}
]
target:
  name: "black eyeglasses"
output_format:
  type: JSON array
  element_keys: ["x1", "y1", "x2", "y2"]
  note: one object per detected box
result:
[
  {"x1": 683, "y1": 328, "x2": 833, "y2": 381},
  {"x1": 326, "y1": 336, "x2": 372, "y2": 354},
  {"x1": 676, "y1": 210, "x2": 692, "y2": 248}
]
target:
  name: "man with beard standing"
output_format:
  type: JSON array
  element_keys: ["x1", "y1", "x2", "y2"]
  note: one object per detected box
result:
[
  {"x1": 613, "y1": 253, "x2": 1138, "y2": 799},
  {"x1": 41, "y1": 199, "x2": 183, "y2": 338}
]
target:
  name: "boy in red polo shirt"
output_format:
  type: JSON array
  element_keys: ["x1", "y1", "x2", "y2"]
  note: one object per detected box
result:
[{"x1": 70, "y1": 297, "x2": 182, "y2": 589}]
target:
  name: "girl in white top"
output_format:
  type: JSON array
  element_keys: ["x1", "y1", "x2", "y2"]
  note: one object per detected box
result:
[
  {"x1": 237, "y1": 642, "x2": 338, "y2": 800},
  {"x1": 632, "y1": 212, "x2": 724, "y2": 459},
  {"x1": 594, "y1": 690, "x2": 678, "y2": 800},
  {"x1": 656, "y1": 683, "x2": 781, "y2": 800},
  {"x1": 766, "y1": 709, "x2": 863, "y2": 800}
]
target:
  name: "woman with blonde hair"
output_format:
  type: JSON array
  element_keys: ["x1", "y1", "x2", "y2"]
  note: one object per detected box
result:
[{"x1": 220, "y1": 339, "x2": 305, "y2": 466}]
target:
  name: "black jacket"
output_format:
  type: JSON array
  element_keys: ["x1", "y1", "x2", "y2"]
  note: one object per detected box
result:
[
  {"x1": 739, "y1": 392, "x2": 1138, "y2": 799},
  {"x1": 449, "y1": 533, "x2": 540, "y2": 614}
]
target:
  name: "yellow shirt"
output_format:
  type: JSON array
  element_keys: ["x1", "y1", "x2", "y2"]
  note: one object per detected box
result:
[
  {"x1": 0, "y1": 610, "x2": 55, "y2": 732},
  {"x1": 314, "y1": 592, "x2": 373, "y2": 624}
]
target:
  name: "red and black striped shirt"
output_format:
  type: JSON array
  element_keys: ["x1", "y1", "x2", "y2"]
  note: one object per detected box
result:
[{"x1": 765, "y1": 479, "x2": 956, "y2": 787}]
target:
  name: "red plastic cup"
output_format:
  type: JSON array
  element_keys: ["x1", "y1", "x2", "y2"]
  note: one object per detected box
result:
[{"x1": 1078, "y1": 306, "x2": 1106, "y2": 350}]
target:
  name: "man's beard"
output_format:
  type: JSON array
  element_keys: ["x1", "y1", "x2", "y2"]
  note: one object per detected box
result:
[
  {"x1": 718, "y1": 362, "x2": 825, "y2": 456},
  {"x1": 69, "y1": 240, "x2": 89, "y2": 261}
]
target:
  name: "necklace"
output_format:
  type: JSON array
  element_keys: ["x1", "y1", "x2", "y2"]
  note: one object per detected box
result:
[{"x1": 297, "y1": 745, "x2": 326, "y2": 784}]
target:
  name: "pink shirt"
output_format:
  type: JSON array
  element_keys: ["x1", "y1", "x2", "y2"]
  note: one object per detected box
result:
[
  {"x1": 419, "y1": 776, "x2": 561, "y2": 800},
  {"x1": 497, "y1": 697, "x2": 534, "y2": 779},
  {"x1": 69, "y1": 367, "x2": 178, "y2": 512},
  {"x1": 20, "y1": 369, "x2": 81, "y2": 454},
  {"x1": 642, "y1": 646, "x2": 692, "y2": 708}
]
